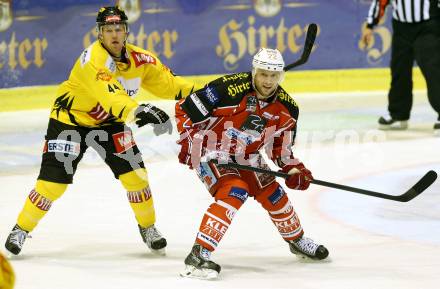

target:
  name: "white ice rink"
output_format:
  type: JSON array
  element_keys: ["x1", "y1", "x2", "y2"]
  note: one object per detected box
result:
[{"x1": 1, "y1": 92, "x2": 439, "y2": 289}]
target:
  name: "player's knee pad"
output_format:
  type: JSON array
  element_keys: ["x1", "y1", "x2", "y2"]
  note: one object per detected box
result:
[
  {"x1": 213, "y1": 178, "x2": 250, "y2": 209},
  {"x1": 35, "y1": 180, "x2": 68, "y2": 201},
  {"x1": 255, "y1": 183, "x2": 289, "y2": 211},
  {"x1": 119, "y1": 168, "x2": 149, "y2": 191},
  {"x1": 211, "y1": 178, "x2": 249, "y2": 222}
]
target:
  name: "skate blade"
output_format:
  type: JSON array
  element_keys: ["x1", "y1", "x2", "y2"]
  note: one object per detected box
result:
[
  {"x1": 180, "y1": 265, "x2": 219, "y2": 280},
  {"x1": 379, "y1": 122, "x2": 408, "y2": 130},
  {"x1": 150, "y1": 248, "x2": 166, "y2": 256},
  {"x1": 291, "y1": 250, "x2": 318, "y2": 261},
  {"x1": 292, "y1": 252, "x2": 331, "y2": 263}
]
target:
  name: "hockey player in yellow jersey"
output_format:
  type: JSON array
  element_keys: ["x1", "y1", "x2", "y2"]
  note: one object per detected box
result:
[
  {"x1": 4, "y1": 6, "x2": 195, "y2": 256},
  {"x1": 0, "y1": 252, "x2": 15, "y2": 289}
]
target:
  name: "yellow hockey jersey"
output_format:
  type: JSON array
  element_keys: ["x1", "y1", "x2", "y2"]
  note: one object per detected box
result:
[{"x1": 50, "y1": 41, "x2": 195, "y2": 127}]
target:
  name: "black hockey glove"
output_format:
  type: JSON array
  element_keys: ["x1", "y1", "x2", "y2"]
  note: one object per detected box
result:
[{"x1": 135, "y1": 104, "x2": 172, "y2": 135}]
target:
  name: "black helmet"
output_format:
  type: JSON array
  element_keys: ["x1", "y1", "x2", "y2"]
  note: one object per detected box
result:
[{"x1": 96, "y1": 6, "x2": 128, "y2": 27}]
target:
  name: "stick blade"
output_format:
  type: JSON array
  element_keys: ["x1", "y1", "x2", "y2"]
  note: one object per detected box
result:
[
  {"x1": 283, "y1": 23, "x2": 318, "y2": 71},
  {"x1": 303, "y1": 23, "x2": 317, "y2": 55},
  {"x1": 398, "y1": 170, "x2": 437, "y2": 202}
]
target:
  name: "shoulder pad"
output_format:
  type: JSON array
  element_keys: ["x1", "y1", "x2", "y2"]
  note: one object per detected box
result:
[
  {"x1": 276, "y1": 87, "x2": 299, "y2": 118},
  {"x1": 82, "y1": 41, "x2": 116, "y2": 73},
  {"x1": 79, "y1": 45, "x2": 92, "y2": 67},
  {"x1": 126, "y1": 44, "x2": 158, "y2": 67},
  {"x1": 210, "y1": 72, "x2": 252, "y2": 100}
]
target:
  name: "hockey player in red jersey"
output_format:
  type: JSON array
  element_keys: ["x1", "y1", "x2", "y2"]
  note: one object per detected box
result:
[
  {"x1": 176, "y1": 48, "x2": 329, "y2": 279},
  {"x1": 4, "y1": 6, "x2": 195, "y2": 256}
]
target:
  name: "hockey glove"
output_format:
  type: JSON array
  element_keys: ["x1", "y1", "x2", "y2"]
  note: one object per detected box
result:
[
  {"x1": 281, "y1": 162, "x2": 313, "y2": 190},
  {"x1": 135, "y1": 104, "x2": 172, "y2": 135},
  {"x1": 177, "y1": 130, "x2": 205, "y2": 169}
]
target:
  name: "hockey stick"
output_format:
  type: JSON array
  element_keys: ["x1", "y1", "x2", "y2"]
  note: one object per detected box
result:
[
  {"x1": 283, "y1": 23, "x2": 318, "y2": 71},
  {"x1": 215, "y1": 161, "x2": 437, "y2": 202}
]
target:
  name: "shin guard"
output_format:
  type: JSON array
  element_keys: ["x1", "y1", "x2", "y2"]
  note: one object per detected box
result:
[
  {"x1": 119, "y1": 169, "x2": 156, "y2": 228},
  {"x1": 269, "y1": 200, "x2": 303, "y2": 241},
  {"x1": 196, "y1": 182, "x2": 248, "y2": 251},
  {"x1": 127, "y1": 187, "x2": 156, "y2": 228},
  {"x1": 256, "y1": 184, "x2": 304, "y2": 241},
  {"x1": 17, "y1": 180, "x2": 67, "y2": 232}
]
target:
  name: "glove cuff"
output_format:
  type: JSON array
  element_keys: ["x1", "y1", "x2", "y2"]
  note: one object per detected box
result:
[{"x1": 281, "y1": 162, "x2": 305, "y2": 174}]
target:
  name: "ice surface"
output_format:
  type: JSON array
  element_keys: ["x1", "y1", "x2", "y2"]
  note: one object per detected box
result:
[{"x1": 1, "y1": 93, "x2": 439, "y2": 289}]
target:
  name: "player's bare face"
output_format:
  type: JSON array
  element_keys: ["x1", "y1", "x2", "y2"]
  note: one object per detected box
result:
[
  {"x1": 254, "y1": 69, "x2": 282, "y2": 99},
  {"x1": 100, "y1": 24, "x2": 127, "y2": 57}
]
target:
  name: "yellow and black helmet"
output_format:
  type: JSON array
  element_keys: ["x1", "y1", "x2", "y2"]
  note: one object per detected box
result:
[{"x1": 96, "y1": 6, "x2": 128, "y2": 28}]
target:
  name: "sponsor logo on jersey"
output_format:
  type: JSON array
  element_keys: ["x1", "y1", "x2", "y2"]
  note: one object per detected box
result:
[
  {"x1": 228, "y1": 187, "x2": 248, "y2": 203},
  {"x1": 216, "y1": 165, "x2": 240, "y2": 178},
  {"x1": 221, "y1": 73, "x2": 249, "y2": 83},
  {"x1": 225, "y1": 127, "x2": 257, "y2": 145},
  {"x1": 131, "y1": 51, "x2": 156, "y2": 67},
  {"x1": 196, "y1": 162, "x2": 217, "y2": 190},
  {"x1": 104, "y1": 55, "x2": 117, "y2": 73},
  {"x1": 127, "y1": 187, "x2": 152, "y2": 203},
  {"x1": 112, "y1": 131, "x2": 135, "y2": 153},
  {"x1": 274, "y1": 217, "x2": 299, "y2": 230},
  {"x1": 240, "y1": 114, "x2": 266, "y2": 136},
  {"x1": 262, "y1": 111, "x2": 279, "y2": 120},
  {"x1": 80, "y1": 48, "x2": 91, "y2": 67},
  {"x1": 268, "y1": 186, "x2": 285, "y2": 205},
  {"x1": 28, "y1": 189, "x2": 52, "y2": 211},
  {"x1": 96, "y1": 69, "x2": 112, "y2": 82},
  {"x1": 190, "y1": 93, "x2": 209, "y2": 116},
  {"x1": 88, "y1": 103, "x2": 110, "y2": 121},
  {"x1": 117, "y1": 77, "x2": 141, "y2": 97},
  {"x1": 227, "y1": 81, "x2": 251, "y2": 98},
  {"x1": 282, "y1": 204, "x2": 293, "y2": 215},
  {"x1": 246, "y1": 95, "x2": 257, "y2": 112},
  {"x1": 203, "y1": 86, "x2": 219, "y2": 105},
  {"x1": 205, "y1": 217, "x2": 228, "y2": 234},
  {"x1": 197, "y1": 232, "x2": 218, "y2": 248},
  {"x1": 225, "y1": 209, "x2": 235, "y2": 222},
  {"x1": 277, "y1": 90, "x2": 297, "y2": 106},
  {"x1": 46, "y1": 140, "x2": 80, "y2": 156},
  {"x1": 274, "y1": 213, "x2": 301, "y2": 236}
]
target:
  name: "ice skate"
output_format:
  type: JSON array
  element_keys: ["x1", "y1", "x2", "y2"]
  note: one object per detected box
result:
[
  {"x1": 5, "y1": 224, "x2": 29, "y2": 256},
  {"x1": 138, "y1": 224, "x2": 167, "y2": 255},
  {"x1": 378, "y1": 115, "x2": 408, "y2": 130},
  {"x1": 289, "y1": 236, "x2": 329, "y2": 260},
  {"x1": 180, "y1": 244, "x2": 221, "y2": 280}
]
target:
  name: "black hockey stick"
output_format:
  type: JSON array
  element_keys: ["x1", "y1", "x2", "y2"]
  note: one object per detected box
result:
[
  {"x1": 215, "y1": 161, "x2": 437, "y2": 202},
  {"x1": 283, "y1": 23, "x2": 318, "y2": 71}
]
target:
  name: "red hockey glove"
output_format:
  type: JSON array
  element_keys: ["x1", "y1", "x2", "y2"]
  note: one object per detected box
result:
[
  {"x1": 177, "y1": 131, "x2": 205, "y2": 169},
  {"x1": 281, "y1": 162, "x2": 313, "y2": 190}
]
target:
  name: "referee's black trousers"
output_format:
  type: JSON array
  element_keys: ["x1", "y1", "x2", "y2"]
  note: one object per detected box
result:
[{"x1": 388, "y1": 18, "x2": 440, "y2": 121}]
